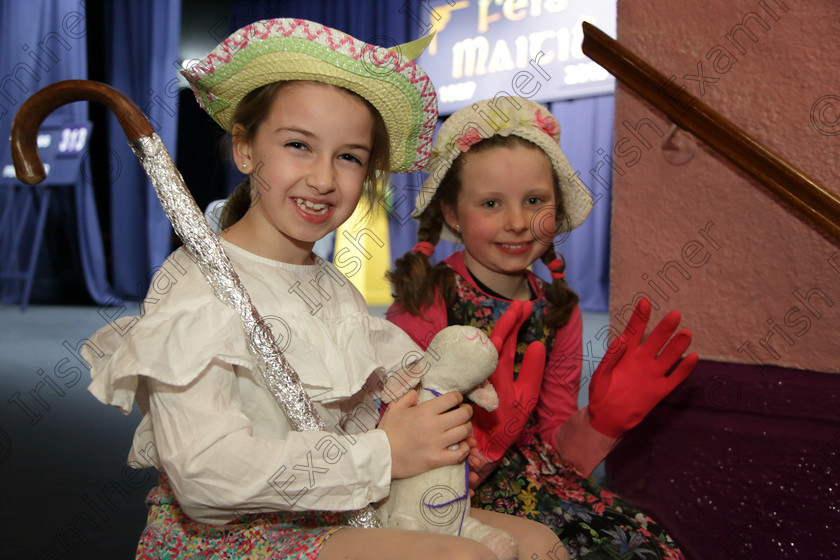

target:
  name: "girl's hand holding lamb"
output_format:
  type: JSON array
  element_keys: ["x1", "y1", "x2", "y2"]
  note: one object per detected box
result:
[{"x1": 378, "y1": 389, "x2": 473, "y2": 479}]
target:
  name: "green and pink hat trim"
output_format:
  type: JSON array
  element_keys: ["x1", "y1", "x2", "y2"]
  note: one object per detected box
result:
[{"x1": 182, "y1": 18, "x2": 438, "y2": 173}]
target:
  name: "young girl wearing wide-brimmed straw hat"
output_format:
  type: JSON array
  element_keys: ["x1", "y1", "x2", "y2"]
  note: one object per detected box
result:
[
  {"x1": 83, "y1": 19, "x2": 562, "y2": 560},
  {"x1": 387, "y1": 96, "x2": 698, "y2": 559}
]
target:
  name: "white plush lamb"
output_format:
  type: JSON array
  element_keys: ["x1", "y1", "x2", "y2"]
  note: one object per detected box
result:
[{"x1": 377, "y1": 325, "x2": 518, "y2": 560}]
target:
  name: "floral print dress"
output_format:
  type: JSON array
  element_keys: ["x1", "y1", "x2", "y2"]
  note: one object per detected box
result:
[
  {"x1": 135, "y1": 473, "x2": 345, "y2": 559},
  {"x1": 447, "y1": 268, "x2": 685, "y2": 560}
]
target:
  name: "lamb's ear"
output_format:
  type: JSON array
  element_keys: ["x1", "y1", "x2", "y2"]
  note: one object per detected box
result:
[
  {"x1": 381, "y1": 366, "x2": 424, "y2": 404},
  {"x1": 466, "y1": 380, "x2": 499, "y2": 412}
]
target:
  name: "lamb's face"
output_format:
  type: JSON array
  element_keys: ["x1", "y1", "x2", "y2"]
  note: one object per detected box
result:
[
  {"x1": 420, "y1": 326, "x2": 498, "y2": 393},
  {"x1": 381, "y1": 325, "x2": 499, "y2": 404}
]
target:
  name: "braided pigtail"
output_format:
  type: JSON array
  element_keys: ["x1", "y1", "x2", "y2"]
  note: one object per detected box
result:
[
  {"x1": 540, "y1": 244, "x2": 579, "y2": 329},
  {"x1": 387, "y1": 201, "x2": 456, "y2": 316}
]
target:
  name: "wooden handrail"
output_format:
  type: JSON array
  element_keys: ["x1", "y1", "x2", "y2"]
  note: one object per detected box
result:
[{"x1": 581, "y1": 22, "x2": 840, "y2": 245}]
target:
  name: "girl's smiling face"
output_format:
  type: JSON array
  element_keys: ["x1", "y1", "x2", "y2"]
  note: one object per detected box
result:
[
  {"x1": 230, "y1": 81, "x2": 373, "y2": 264},
  {"x1": 443, "y1": 143, "x2": 557, "y2": 296}
]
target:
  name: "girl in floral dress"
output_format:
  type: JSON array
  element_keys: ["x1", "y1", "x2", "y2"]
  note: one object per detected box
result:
[{"x1": 387, "y1": 96, "x2": 698, "y2": 559}]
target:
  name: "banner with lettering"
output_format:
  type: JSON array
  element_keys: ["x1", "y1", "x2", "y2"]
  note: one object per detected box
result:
[{"x1": 414, "y1": 0, "x2": 616, "y2": 114}]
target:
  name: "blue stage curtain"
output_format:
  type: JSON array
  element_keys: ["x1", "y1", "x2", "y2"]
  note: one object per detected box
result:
[
  {"x1": 105, "y1": 0, "x2": 181, "y2": 298},
  {"x1": 0, "y1": 0, "x2": 119, "y2": 306},
  {"x1": 227, "y1": 0, "x2": 611, "y2": 311},
  {"x1": 226, "y1": 0, "x2": 418, "y2": 37}
]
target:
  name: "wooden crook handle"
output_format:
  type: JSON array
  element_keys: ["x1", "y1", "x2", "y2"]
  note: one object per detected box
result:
[{"x1": 10, "y1": 80, "x2": 154, "y2": 185}]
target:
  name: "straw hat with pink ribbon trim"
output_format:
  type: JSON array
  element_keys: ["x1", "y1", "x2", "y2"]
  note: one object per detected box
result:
[{"x1": 414, "y1": 97, "x2": 593, "y2": 242}]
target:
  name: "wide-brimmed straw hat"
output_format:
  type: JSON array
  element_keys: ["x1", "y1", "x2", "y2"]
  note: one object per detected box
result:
[
  {"x1": 181, "y1": 18, "x2": 438, "y2": 173},
  {"x1": 414, "y1": 97, "x2": 593, "y2": 242}
]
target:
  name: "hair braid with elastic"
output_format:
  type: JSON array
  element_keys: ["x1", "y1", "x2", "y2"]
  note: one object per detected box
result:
[
  {"x1": 539, "y1": 244, "x2": 578, "y2": 328},
  {"x1": 386, "y1": 200, "x2": 455, "y2": 315}
]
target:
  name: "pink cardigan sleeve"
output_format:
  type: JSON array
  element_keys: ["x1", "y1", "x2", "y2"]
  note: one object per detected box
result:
[
  {"x1": 385, "y1": 297, "x2": 448, "y2": 351},
  {"x1": 539, "y1": 305, "x2": 619, "y2": 477}
]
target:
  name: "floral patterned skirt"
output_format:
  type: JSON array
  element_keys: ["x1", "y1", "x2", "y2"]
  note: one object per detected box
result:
[
  {"x1": 472, "y1": 432, "x2": 685, "y2": 560},
  {"x1": 136, "y1": 474, "x2": 345, "y2": 559}
]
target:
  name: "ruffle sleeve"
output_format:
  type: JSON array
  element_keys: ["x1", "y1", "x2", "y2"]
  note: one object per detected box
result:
[{"x1": 85, "y1": 250, "x2": 253, "y2": 414}]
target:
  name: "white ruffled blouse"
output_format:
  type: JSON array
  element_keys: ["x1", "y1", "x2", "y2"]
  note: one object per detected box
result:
[{"x1": 84, "y1": 239, "x2": 420, "y2": 525}]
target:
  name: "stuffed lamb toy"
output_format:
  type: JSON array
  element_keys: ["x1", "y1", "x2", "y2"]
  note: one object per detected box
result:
[{"x1": 377, "y1": 325, "x2": 518, "y2": 560}]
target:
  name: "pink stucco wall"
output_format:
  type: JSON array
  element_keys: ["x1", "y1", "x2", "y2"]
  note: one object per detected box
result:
[{"x1": 609, "y1": 0, "x2": 840, "y2": 372}]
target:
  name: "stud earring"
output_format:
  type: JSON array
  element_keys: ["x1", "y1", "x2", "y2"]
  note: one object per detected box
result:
[{"x1": 241, "y1": 163, "x2": 248, "y2": 169}]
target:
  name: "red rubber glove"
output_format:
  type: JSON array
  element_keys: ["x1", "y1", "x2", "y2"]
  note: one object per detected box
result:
[
  {"x1": 471, "y1": 300, "x2": 547, "y2": 464},
  {"x1": 588, "y1": 298, "x2": 699, "y2": 438}
]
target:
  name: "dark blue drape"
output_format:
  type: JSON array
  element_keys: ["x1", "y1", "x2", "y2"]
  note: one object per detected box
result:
[
  {"x1": 228, "y1": 0, "x2": 612, "y2": 311},
  {"x1": 106, "y1": 0, "x2": 181, "y2": 298},
  {"x1": 0, "y1": 0, "x2": 118, "y2": 306},
  {"x1": 226, "y1": 0, "x2": 418, "y2": 38}
]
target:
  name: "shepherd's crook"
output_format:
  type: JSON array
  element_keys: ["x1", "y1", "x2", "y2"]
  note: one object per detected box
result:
[{"x1": 11, "y1": 79, "x2": 380, "y2": 529}]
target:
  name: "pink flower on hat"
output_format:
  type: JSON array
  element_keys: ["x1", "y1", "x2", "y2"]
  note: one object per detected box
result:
[
  {"x1": 534, "y1": 110, "x2": 560, "y2": 141},
  {"x1": 455, "y1": 127, "x2": 483, "y2": 152}
]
